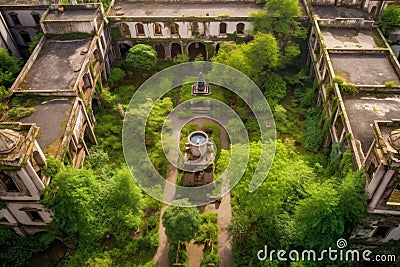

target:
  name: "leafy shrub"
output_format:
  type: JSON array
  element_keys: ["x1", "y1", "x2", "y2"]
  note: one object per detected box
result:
[
  {"x1": 8, "y1": 107, "x2": 35, "y2": 120},
  {"x1": 263, "y1": 73, "x2": 286, "y2": 108},
  {"x1": 303, "y1": 107, "x2": 324, "y2": 152},
  {"x1": 126, "y1": 44, "x2": 158, "y2": 70},
  {"x1": 108, "y1": 67, "x2": 126, "y2": 85},
  {"x1": 0, "y1": 228, "x2": 55, "y2": 267},
  {"x1": 44, "y1": 156, "x2": 63, "y2": 177}
]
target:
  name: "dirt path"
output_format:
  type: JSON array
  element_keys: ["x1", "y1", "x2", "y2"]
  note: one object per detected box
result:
[
  {"x1": 153, "y1": 165, "x2": 178, "y2": 267},
  {"x1": 187, "y1": 240, "x2": 205, "y2": 267},
  {"x1": 154, "y1": 116, "x2": 233, "y2": 267}
]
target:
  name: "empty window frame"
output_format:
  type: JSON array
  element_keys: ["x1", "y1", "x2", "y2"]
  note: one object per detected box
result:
[
  {"x1": 0, "y1": 172, "x2": 19, "y2": 192},
  {"x1": 20, "y1": 31, "x2": 31, "y2": 44},
  {"x1": 154, "y1": 23, "x2": 162, "y2": 35},
  {"x1": 32, "y1": 13, "x2": 40, "y2": 25},
  {"x1": 219, "y1": 23, "x2": 227, "y2": 34},
  {"x1": 236, "y1": 23, "x2": 245, "y2": 34},
  {"x1": 170, "y1": 23, "x2": 179, "y2": 35},
  {"x1": 136, "y1": 23, "x2": 145, "y2": 36},
  {"x1": 9, "y1": 12, "x2": 21, "y2": 26}
]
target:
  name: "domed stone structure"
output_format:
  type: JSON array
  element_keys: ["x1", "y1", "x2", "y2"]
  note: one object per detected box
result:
[
  {"x1": 389, "y1": 129, "x2": 400, "y2": 152},
  {"x1": 0, "y1": 129, "x2": 21, "y2": 155}
]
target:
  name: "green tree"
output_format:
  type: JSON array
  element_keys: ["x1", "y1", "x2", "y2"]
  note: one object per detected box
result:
[
  {"x1": 41, "y1": 167, "x2": 102, "y2": 245},
  {"x1": 162, "y1": 199, "x2": 201, "y2": 244},
  {"x1": 229, "y1": 140, "x2": 317, "y2": 265},
  {"x1": 108, "y1": 67, "x2": 126, "y2": 85},
  {"x1": 126, "y1": 44, "x2": 157, "y2": 70},
  {"x1": 263, "y1": 73, "x2": 287, "y2": 107},
  {"x1": 0, "y1": 48, "x2": 20, "y2": 88},
  {"x1": 250, "y1": 0, "x2": 305, "y2": 67},
  {"x1": 102, "y1": 168, "x2": 143, "y2": 245},
  {"x1": 378, "y1": 5, "x2": 400, "y2": 33},
  {"x1": 212, "y1": 33, "x2": 280, "y2": 84}
]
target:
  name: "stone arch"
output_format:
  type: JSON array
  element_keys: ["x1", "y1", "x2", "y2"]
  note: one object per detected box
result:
[
  {"x1": 154, "y1": 43, "x2": 165, "y2": 60},
  {"x1": 135, "y1": 23, "x2": 145, "y2": 36},
  {"x1": 188, "y1": 42, "x2": 207, "y2": 61},
  {"x1": 119, "y1": 43, "x2": 132, "y2": 58},
  {"x1": 171, "y1": 42, "x2": 182, "y2": 58},
  {"x1": 236, "y1": 23, "x2": 245, "y2": 35},
  {"x1": 119, "y1": 23, "x2": 131, "y2": 38},
  {"x1": 215, "y1": 42, "x2": 222, "y2": 55}
]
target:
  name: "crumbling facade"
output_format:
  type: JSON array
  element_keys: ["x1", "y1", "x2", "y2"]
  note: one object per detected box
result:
[
  {"x1": 0, "y1": 3, "x2": 113, "y2": 236},
  {"x1": 307, "y1": 0, "x2": 400, "y2": 244},
  {"x1": 0, "y1": 0, "x2": 400, "y2": 246}
]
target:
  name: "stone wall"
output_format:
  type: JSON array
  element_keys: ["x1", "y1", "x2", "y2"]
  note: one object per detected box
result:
[
  {"x1": 116, "y1": 0, "x2": 256, "y2": 3},
  {"x1": 317, "y1": 18, "x2": 374, "y2": 29}
]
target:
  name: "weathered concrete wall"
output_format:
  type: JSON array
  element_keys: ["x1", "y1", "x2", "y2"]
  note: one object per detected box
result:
[
  {"x1": 317, "y1": 18, "x2": 374, "y2": 29},
  {"x1": 42, "y1": 20, "x2": 95, "y2": 34},
  {"x1": 0, "y1": 8, "x2": 44, "y2": 46},
  {"x1": 311, "y1": 0, "x2": 335, "y2": 5},
  {"x1": 114, "y1": 19, "x2": 252, "y2": 39},
  {"x1": 0, "y1": 12, "x2": 19, "y2": 56},
  {"x1": 115, "y1": 0, "x2": 256, "y2": 2}
]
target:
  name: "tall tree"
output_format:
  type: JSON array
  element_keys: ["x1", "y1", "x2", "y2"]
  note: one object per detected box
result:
[
  {"x1": 41, "y1": 168, "x2": 102, "y2": 245},
  {"x1": 162, "y1": 199, "x2": 201, "y2": 244},
  {"x1": 211, "y1": 33, "x2": 280, "y2": 85},
  {"x1": 126, "y1": 44, "x2": 158, "y2": 70},
  {"x1": 378, "y1": 5, "x2": 400, "y2": 33},
  {"x1": 0, "y1": 48, "x2": 21, "y2": 88}
]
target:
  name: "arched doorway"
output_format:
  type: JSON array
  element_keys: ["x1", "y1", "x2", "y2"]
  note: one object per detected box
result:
[
  {"x1": 119, "y1": 43, "x2": 131, "y2": 58},
  {"x1": 171, "y1": 42, "x2": 182, "y2": 58},
  {"x1": 154, "y1": 43, "x2": 165, "y2": 60},
  {"x1": 215, "y1": 43, "x2": 221, "y2": 55},
  {"x1": 370, "y1": 6, "x2": 377, "y2": 17},
  {"x1": 188, "y1": 42, "x2": 207, "y2": 61}
]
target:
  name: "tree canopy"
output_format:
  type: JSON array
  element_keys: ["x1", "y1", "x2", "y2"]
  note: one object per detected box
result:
[
  {"x1": 212, "y1": 32, "x2": 280, "y2": 85},
  {"x1": 0, "y1": 48, "x2": 21, "y2": 88},
  {"x1": 378, "y1": 5, "x2": 400, "y2": 33},
  {"x1": 126, "y1": 44, "x2": 158, "y2": 70},
  {"x1": 162, "y1": 199, "x2": 201, "y2": 244}
]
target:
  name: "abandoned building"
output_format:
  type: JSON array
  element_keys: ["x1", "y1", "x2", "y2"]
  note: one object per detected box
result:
[
  {"x1": 108, "y1": 0, "x2": 262, "y2": 60},
  {"x1": 0, "y1": 3, "x2": 113, "y2": 236},
  {"x1": 0, "y1": 0, "x2": 400, "y2": 247},
  {"x1": 308, "y1": 0, "x2": 400, "y2": 244}
]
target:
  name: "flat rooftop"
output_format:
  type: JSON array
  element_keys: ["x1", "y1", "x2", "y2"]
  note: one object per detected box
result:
[
  {"x1": 18, "y1": 39, "x2": 91, "y2": 91},
  {"x1": 330, "y1": 53, "x2": 400, "y2": 85},
  {"x1": 19, "y1": 98, "x2": 74, "y2": 155},
  {"x1": 110, "y1": 2, "x2": 263, "y2": 17},
  {"x1": 0, "y1": 0, "x2": 46, "y2": 5},
  {"x1": 44, "y1": 8, "x2": 97, "y2": 21},
  {"x1": 320, "y1": 28, "x2": 385, "y2": 49},
  {"x1": 312, "y1": 5, "x2": 371, "y2": 19},
  {"x1": 344, "y1": 95, "x2": 400, "y2": 154}
]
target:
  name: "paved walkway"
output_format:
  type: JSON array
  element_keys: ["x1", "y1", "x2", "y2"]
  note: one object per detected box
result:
[
  {"x1": 153, "y1": 115, "x2": 233, "y2": 267},
  {"x1": 153, "y1": 165, "x2": 178, "y2": 267}
]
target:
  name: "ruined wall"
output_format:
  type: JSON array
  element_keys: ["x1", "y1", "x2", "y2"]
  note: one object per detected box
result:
[
  {"x1": 115, "y1": 0, "x2": 256, "y2": 2},
  {"x1": 317, "y1": 18, "x2": 374, "y2": 29},
  {"x1": 114, "y1": 19, "x2": 252, "y2": 39}
]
